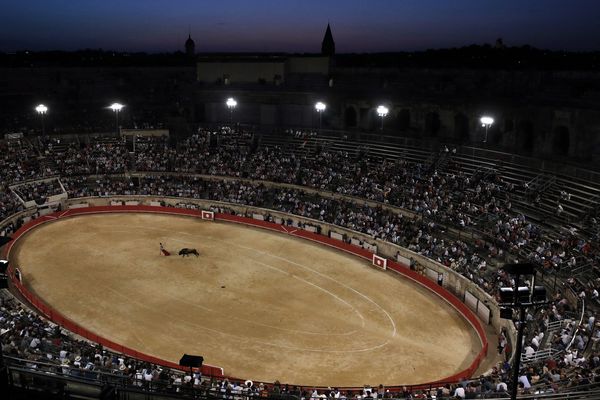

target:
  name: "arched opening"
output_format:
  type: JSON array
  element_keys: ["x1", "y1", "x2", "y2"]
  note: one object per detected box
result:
[
  {"x1": 552, "y1": 126, "x2": 570, "y2": 156},
  {"x1": 425, "y1": 112, "x2": 440, "y2": 137},
  {"x1": 344, "y1": 106, "x2": 357, "y2": 128},
  {"x1": 504, "y1": 118, "x2": 514, "y2": 133},
  {"x1": 454, "y1": 113, "x2": 469, "y2": 142},
  {"x1": 194, "y1": 103, "x2": 206, "y2": 122},
  {"x1": 517, "y1": 120, "x2": 535, "y2": 154},
  {"x1": 397, "y1": 109, "x2": 410, "y2": 131},
  {"x1": 489, "y1": 124, "x2": 502, "y2": 145}
]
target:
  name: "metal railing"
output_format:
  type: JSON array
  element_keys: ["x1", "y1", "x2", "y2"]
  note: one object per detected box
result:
[
  {"x1": 520, "y1": 348, "x2": 557, "y2": 363},
  {"x1": 6, "y1": 358, "x2": 600, "y2": 400}
]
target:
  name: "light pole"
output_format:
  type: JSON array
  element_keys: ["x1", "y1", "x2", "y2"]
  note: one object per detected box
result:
[
  {"x1": 376, "y1": 105, "x2": 389, "y2": 130},
  {"x1": 226, "y1": 97, "x2": 237, "y2": 126},
  {"x1": 315, "y1": 101, "x2": 326, "y2": 130},
  {"x1": 480, "y1": 116, "x2": 494, "y2": 144},
  {"x1": 498, "y1": 263, "x2": 547, "y2": 400},
  {"x1": 108, "y1": 103, "x2": 124, "y2": 135},
  {"x1": 35, "y1": 104, "x2": 48, "y2": 135}
]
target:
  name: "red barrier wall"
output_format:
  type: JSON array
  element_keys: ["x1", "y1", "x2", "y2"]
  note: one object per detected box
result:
[{"x1": 4, "y1": 205, "x2": 488, "y2": 389}]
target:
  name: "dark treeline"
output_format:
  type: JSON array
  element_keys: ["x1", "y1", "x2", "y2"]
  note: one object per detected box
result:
[
  {"x1": 1, "y1": 43, "x2": 600, "y2": 70},
  {"x1": 335, "y1": 44, "x2": 600, "y2": 70},
  {"x1": 0, "y1": 50, "x2": 193, "y2": 68}
]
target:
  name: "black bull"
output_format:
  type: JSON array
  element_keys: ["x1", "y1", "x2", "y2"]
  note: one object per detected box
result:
[{"x1": 178, "y1": 248, "x2": 199, "y2": 257}]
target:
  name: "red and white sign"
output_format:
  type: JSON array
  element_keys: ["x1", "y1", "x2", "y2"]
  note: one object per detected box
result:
[
  {"x1": 372, "y1": 254, "x2": 387, "y2": 270},
  {"x1": 201, "y1": 210, "x2": 215, "y2": 220}
]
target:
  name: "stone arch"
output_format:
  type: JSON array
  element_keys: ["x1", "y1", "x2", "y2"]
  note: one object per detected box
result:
[
  {"x1": 517, "y1": 120, "x2": 535, "y2": 154},
  {"x1": 454, "y1": 113, "x2": 470, "y2": 142},
  {"x1": 552, "y1": 126, "x2": 570, "y2": 156},
  {"x1": 488, "y1": 124, "x2": 502, "y2": 145},
  {"x1": 425, "y1": 111, "x2": 441, "y2": 137},
  {"x1": 504, "y1": 118, "x2": 514, "y2": 133},
  {"x1": 344, "y1": 106, "x2": 357, "y2": 128},
  {"x1": 396, "y1": 109, "x2": 410, "y2": 131}
]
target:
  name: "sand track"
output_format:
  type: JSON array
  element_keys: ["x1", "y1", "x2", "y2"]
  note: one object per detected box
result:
[{"x1": 11, "y1": 213, "x2": 481, "y2": 386}]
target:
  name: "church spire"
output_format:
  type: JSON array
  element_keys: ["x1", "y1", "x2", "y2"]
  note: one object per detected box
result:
[
  {"x1": 185, "y1": 32, "x2": 195, "y2": 57},
  {"x1": 321, "y1": 23, "x2": 335, "y2": 56}
]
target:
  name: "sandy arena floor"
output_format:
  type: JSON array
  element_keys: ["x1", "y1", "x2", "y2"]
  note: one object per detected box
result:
[{"x1": 10, "y1": 213, "x2": 482, "y2": 386}]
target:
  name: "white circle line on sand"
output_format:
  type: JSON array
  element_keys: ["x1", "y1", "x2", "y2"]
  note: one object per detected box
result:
[
  {"x1": 187, "y1": 231, "x2": 399, "y2": 339},
  {"x1": 107, "y1": 222, "x2": 397, "y2": 340},
  {"x1": 97, "y1": 280, "x2": 389, "y2": 354},
  {"x1": 167, "y1": 236, "x2": 366, "y2": 336},
  {"x1": 169, "y1": 225, "x2": 397, "y2": 339},
  {"x1": 46, "y1": 220, "x2": 393, "y2": 353}
]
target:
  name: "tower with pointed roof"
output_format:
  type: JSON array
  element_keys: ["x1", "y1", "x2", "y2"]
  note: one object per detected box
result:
[
  {"x1": 321, "y1": 23, "x2": 335, "y2": 56},
  {"x1": 185, "y1": 34, "x2": 195, "y2": 57}
]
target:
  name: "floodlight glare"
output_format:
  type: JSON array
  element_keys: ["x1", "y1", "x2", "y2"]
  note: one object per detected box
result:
[
  {"x1": 376, "y1": 105, "x2": 389, "y2": 117},
  {"x1": 315, "y1": 102, "x2": 326, "y2": 112},
  {"x1": 480, "y1": 116, "x2": 494, "y2": 126},
  {"x1": 108, "y1": 103, "x2": 124, "y2": 134},
  {"x1": 109, "y1": 103, "x2": 124, "y2": 112},
  {"x1": 35, "y1": 104, "x2": 48, "y2": 114},
  {"x1": 226, "y1": 98, "x2": 237, "y2": 109}
]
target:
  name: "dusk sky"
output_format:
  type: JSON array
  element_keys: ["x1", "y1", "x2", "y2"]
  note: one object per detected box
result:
[{"x1": 2, "y1": 0, "x2": 600, "y2": 53}]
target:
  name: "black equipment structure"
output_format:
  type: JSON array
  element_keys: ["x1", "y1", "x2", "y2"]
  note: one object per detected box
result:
[
  {"x1": 179, "y1": 354, "x2": 204, "y2": 384},
  {"x1": 498, "y1": 263, "x2": 548, "y2": 400}
]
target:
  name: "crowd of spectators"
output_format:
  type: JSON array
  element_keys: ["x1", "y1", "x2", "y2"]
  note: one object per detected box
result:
[
  {"x1": 2, "y1": 127, "x2": 599, "y2": 297},
  {"x1": 1, "y1": 127, "x2": 600, "y2": 397},
  {"x1": 23, "y1": 129, "x2": 593, "y2": 292},
  {"x1": 3, "y1": 283, "x2": 600, "y2": 399},
  {"x1": 11, "y1": 178, "x2": 65, "y2": 202}
]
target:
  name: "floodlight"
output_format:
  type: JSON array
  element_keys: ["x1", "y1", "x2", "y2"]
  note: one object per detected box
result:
[
  {"x1": 376, "y1": 105, "x2": 389, "y2": 117},
  {"x1": 226, "y1": 98, "x2": 237, "y2": 109},
  {"x1": 109, "y1": 103, "x2": 124, "y2": 112},
  {"x1": 35, "y1": 104, "x2": 48, "y2": 114},
  {"x1": 480, "y1": 116, "x2": 494, "y2": 126}
]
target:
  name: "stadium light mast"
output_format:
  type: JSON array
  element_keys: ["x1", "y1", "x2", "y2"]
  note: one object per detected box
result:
[
  {"x1": 226, "y1": 97, "x2": 237, "y2": 126},
  {"x1": 35, "y1": 104, "x2": 48, "y2": 135},
  {"x1": 108, "y1": 103, "x2": 125, "y2": 135},
  {"x1": 376, "y1": 105, "x2": 389, "y2": 130},
  {"x1": 315, "y1": 101, "x2": 326, "y2": 130},
  {"x1": 480, "y1": 116, "x2": 494, "y2": 144},
  {"x1": 498, "y1": 263, "x2": 548, "y2": 400}
]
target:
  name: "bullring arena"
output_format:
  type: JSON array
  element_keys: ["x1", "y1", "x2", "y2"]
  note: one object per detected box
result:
[
  {"x1": 7, "y1": 207, "x2": 487, "y2": 387},
  {"x1": 1, "y1": 125, "x2": 598, "y2": 398}
]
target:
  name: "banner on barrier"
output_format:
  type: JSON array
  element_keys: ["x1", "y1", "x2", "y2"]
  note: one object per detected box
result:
[
  {"x1": 465, "y1": 290, "x2": 491, "y2": 324},
  {"x1": 201, "y1": 210, "x2": 215, "y2": 220},
  {"x1": 465, "y1": 291, "x2": 478, "y2": 312},
  {"x1": 330, "y1": 231, "x2": 344, "y2": 241},
  {"x1": 363, "y1": 242, "x2": 377, "y2": 253},
  {"x1": 477, "y1": 303, "x2": 491, "y2": 323},
  {"x1": 425, "y1": 267, "x2": 438, "y2": 282},
  {"x1": 68, "y1": 203, "x2": 89, "y2": 209},
  {"x1": 372, "y1": 254, "x2": 387, "y2": 270},
  {"x1": 397, "y1": 254, "x2": 411, "y2": 267}
]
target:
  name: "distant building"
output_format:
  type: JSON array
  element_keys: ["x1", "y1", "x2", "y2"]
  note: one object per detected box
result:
[
  {"x1": 321, "y1": 23, "x2": 335, "y2": 56},
  {"x1": 196, "y1": 54, "x2": 330, "y2": 85},
  {"x1": 2, "y1": 25, "x2": 600, "y2": 165},
  {"x1": 185, "y1": 34, "x2": 195, "y2": 57}
]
